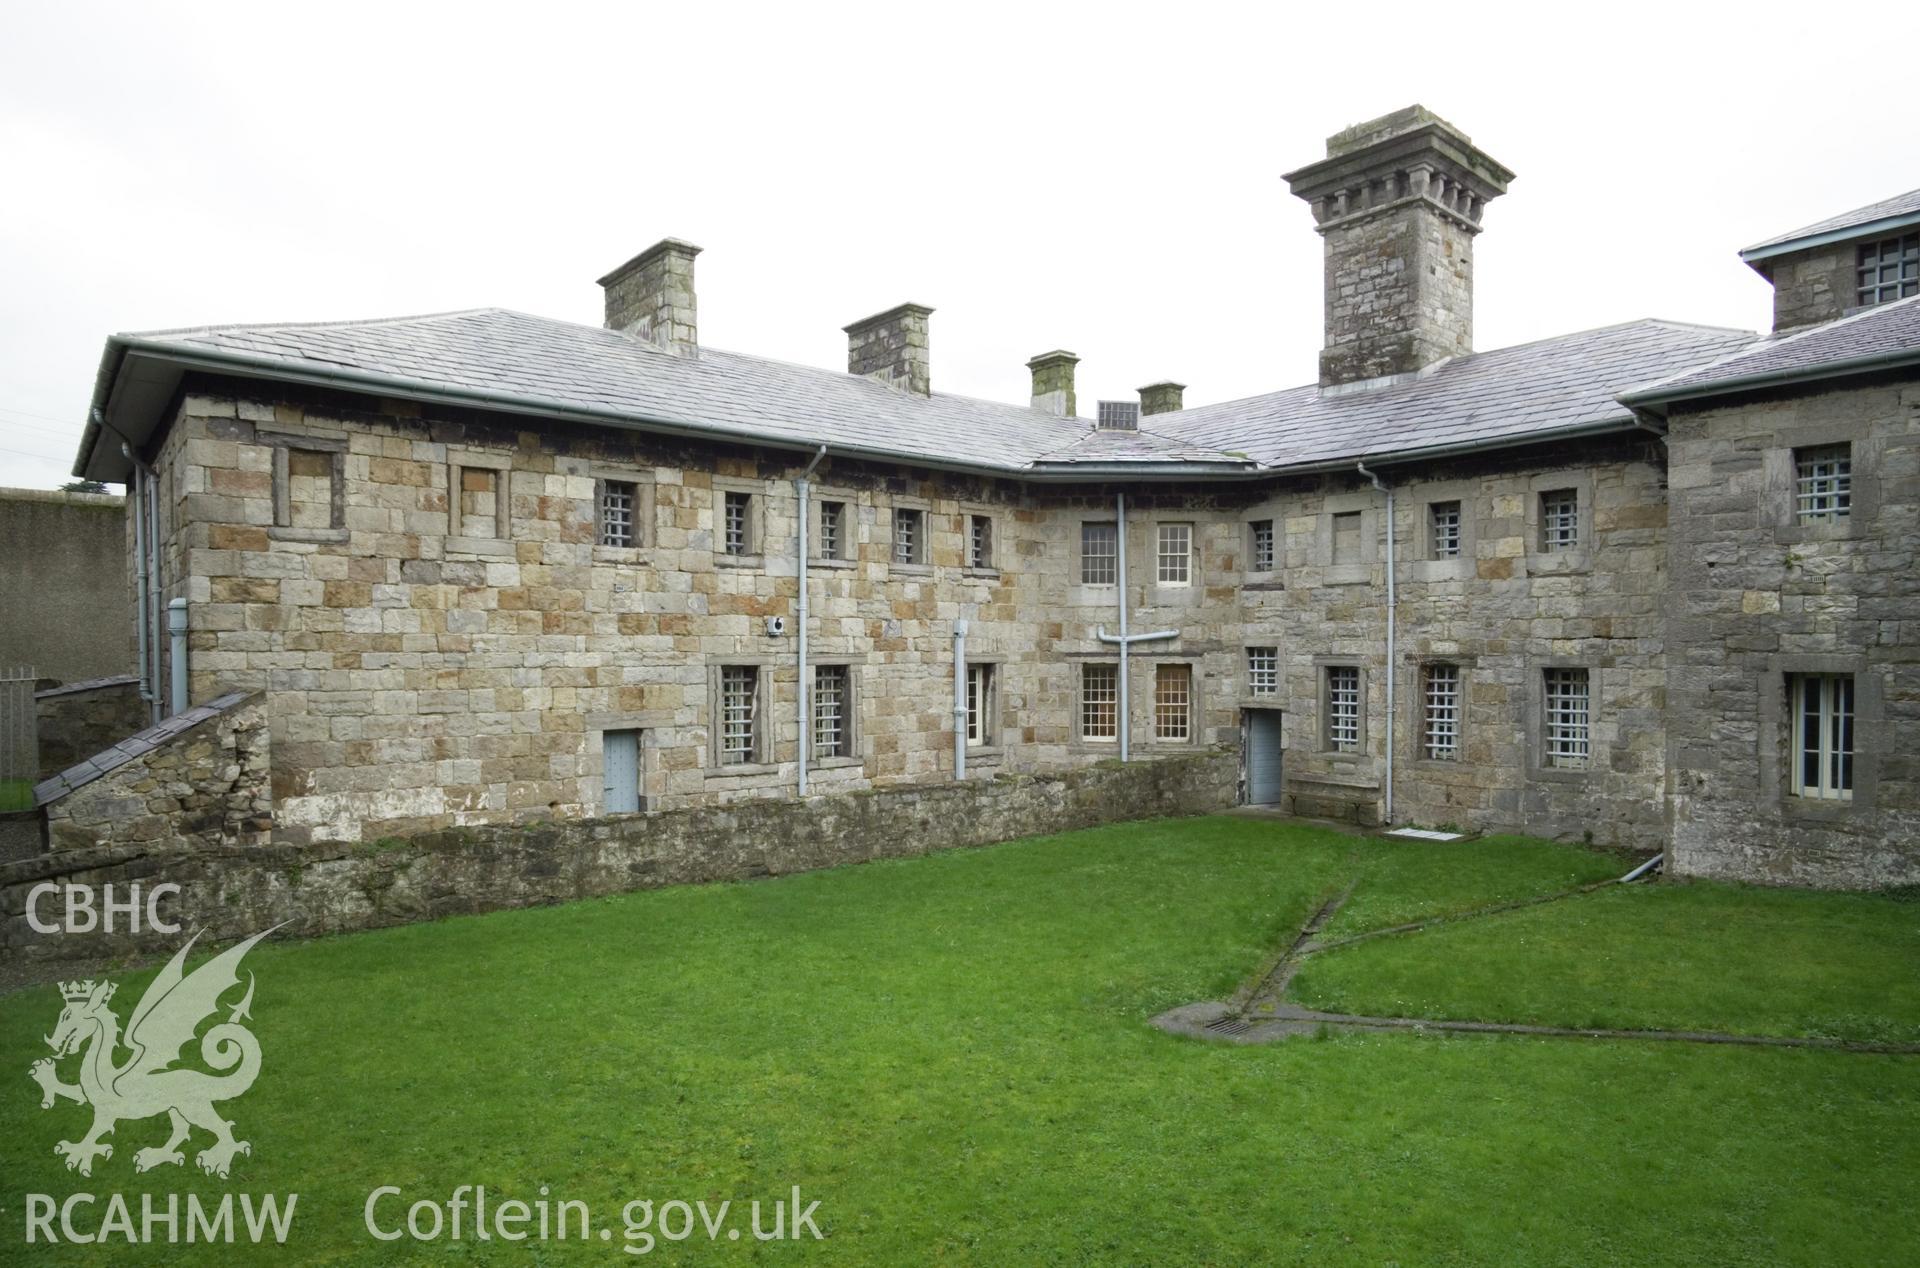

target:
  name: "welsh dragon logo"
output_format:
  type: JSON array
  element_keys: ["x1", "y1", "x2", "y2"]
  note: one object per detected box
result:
[{"x1": 29, "y1": 926, "x2": 279, "y2": 1179}]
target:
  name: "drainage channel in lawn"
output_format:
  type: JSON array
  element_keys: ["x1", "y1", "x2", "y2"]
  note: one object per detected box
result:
[{"x1": 1153, "y1": 871, "x2": 1920, "y2": 1056}]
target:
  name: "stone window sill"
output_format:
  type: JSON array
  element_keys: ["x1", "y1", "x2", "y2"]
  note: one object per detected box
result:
[
  {"x1": 1775, "y1": 521, "x2": 1861, "y2": 546},
  {"x1": 808, "y1": 755, "x2": 864, "y2": 772},
  {"x1": 1528, "y1": 763, "x2": 1596, "y2": 784},
  {"x1": 269, "y1": 526, "x2": 347, "y2": 544},
  {"x1": 810, "y1": 557, "x2": 857, "y2": 570},
  {"x1": 1238, "y1": 695, "x2": 1284, "y2": 710},
  {"x1": 890, "y1": 563, "x2": 934, "y2": 577},
  {"x1": 714, "y1": 553, "x2": 764, "y2": 569},
  {"x1": 962, "y1": 567, "x2": 1001, "y2": 581},
  {"x1": 1780, "y1": 794, "x2": 1868, "y2": 820},
  {"x1": 966, "y1": 744, "x2": 1006, "y2": 759},
  {"x1": 593, "y1": 544, "x2": 650, "y2": 565},
  {"x1": 705, "y1": 760, "x2": 779, "y2": 777}
]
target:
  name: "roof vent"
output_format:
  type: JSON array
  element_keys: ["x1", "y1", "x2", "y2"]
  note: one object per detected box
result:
[{"x1": 1096, "y1": 401, "x2": 1140, "y2": 431}]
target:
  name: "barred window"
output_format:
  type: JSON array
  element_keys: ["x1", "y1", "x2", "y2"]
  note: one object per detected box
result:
[
  {"x1": 1331, "y1": 511, "x2": 1363, "y2": 564},
  {"x1": 1249, "y1": 519, "x2": 1275, "y2": 572},
  {"x1": 1430, "y1": 501, "x2": 1462, "y2": 558},
  {"x1": 966, "y1": 663, "x2": 995, "y2": 746},
  {"x1": 1857, "y1": 232, "x2": 1919, "y2": 308},
  {"x1": 599, "y1": 480, "x2": 637, "y2": 547},
  {"x1": 1790, "y1": 673, "x2": 1853, "y2": 800},
  {"x1": 1157, "y1": 523, "x2": 1192, "y2": 585},
  {"x1": 1543, "y1": 668, "x2": 1590, "y2": 769},
  {"x1": 1081, "y1": 663, "x2": 1118, "y2": 741},
  {"x1": 969, "y1": 514, "x2": 994, "y2": 569},
  {"x1": 1154, "y1": 664, "x2": 1192, "y2": 742},
  {"x1": 893, "y1": 507, "x2": 924, "y2": 565},
  {"x1": 1081, "y1": 522, "x2": 1118, "y2": 585},
  {"x1": 1247, "y1": 646, "x2": 1279, "y2": 697},
  {"x1": 719, "y1": 665, "x2": 759, "y2": 764},
  {"x1": 1325, "y1": 665, "x2": 1360, "y2": 753},
  {"x1": 1794, "y1": 446, "x2": 1851, "y2": 523},
  {"x1": 1423, "y1": 662, "x2": 1460, "y2": 761},
  {"x1": 1540, "y1": 489, "x2": 1579, "y2": 552},
  {"x1": 818, "y1": 499, "x2": 846, "y2": 560},
  {"x1": 722, "y1": 491, "x2": 752, "y2": 556},
  {"x1": 813, "y1": 664, "x2": 850, "y2": 760}
]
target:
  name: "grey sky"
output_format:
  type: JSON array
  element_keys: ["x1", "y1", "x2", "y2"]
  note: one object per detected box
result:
[{"x1": 4, "y1": 1, "x2": 1916, "y2": 490}]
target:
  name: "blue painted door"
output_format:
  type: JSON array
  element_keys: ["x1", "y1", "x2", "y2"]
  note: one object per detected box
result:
[
  {"x1": 604, "y1": 728, "x2": 641, "y2": 813},
  {"x1": 1245, "y1": 711, "x2": 1283, "y2": 805}
]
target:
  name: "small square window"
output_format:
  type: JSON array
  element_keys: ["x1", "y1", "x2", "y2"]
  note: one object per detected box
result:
[
  {"x1": 1543, "y1": 668, "x2": 1590, "y2": 769},
  {"x1": 1249, "y1": 519, "x2": 1275, "y2": 572},
  {"x1": 1154, "y1": 663, "x2": 1192, "y2": 742},
  {"x1": 1539, "y1": 489, "x2": 1580, "y2": 552},
  {"x1": 1331, "y1": 511, "x2": 1363, "y2": 564},
  {"x1": 969, "y1": 514, "x2": 994, "y2": 569},
  {"x1": 722, "y1": 491, "x2": 753, "y2": 556},
  {"x1": 1856, "y1": 233, "x2": 1919, "y2": 308},
  {"x1": 1157, "y1": 523, "x2": 1192, "y2": 585},
  {"x1": 1324, "y1": 665, "x2": 1360, "y2": 752},
  {"x1": 1423, "y1": 662, "x2": 1460, "y2": 761},
  {"x1": 893, "y1": 507, "x2": 925, "y2": 565},
  {"x1": 1081, "y1": 663, "x2": 1118, "y2": 741},
  {"x1": 1794, "y1": 446, "x2": 1851, "y2": 523},
  {"x1": 1081, "y1": 522, "x2": 1118, "y2": 585},
  {"x1": 1430, "y1": 501, "x2": 1462, "y2": 559},
  {"x1": 1247, "y1": 646, "x2": 1279, "y2": 697}
]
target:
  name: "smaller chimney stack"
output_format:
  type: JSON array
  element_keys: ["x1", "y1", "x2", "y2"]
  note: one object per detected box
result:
[
  {"x1": 598, "y1": 238, "x2": 702, "y2": 356},
  {"x1": 1138, "y1": 381, "x2": 1186, "y2": 416},
  {"x1": 1026, "y1": 350, "x2": 1080, "y2": 417},
  {"x1": 844, "y1": 303, "x2": 934, "y2": 395}
]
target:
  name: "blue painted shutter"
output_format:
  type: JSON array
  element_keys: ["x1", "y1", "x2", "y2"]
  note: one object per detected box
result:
[{"x1": 604, "y1": 729, "x2": 640, "y2": 813}]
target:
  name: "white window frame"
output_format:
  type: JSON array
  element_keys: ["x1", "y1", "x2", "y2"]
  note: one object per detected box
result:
[
  {"x1": 966, "y1": 662, "x2": 997, "y2": 747},
  {"x1": 892, "y1": 506, "x2": 926, "y2": 566},
  {"x1": 967, "y1": 513, "x2": 995, "y2": 571},
  {"x1": 1081, "y1": 521, "x2": 1118, "y2": 586},
  {"x1": 718, "y1": 664, "x2": 761, "y2": 765},
  {"x1": 1789, "y1": 673, "x2": 1854, "y2": 800},
  {"x1": 1157, "y1": 522, "x2": 1193, "y2": 586},
  {"x1": 1543, "y1": 667, "x2": 1590, "y2": 769},
  {"x1": 812, "y1": 663, "x2": 852, "y2": 760},
  {"x1": 1422, "y1": 662, "x2": 1461, "y2": 761},
  {"x1": 1539, "y1": 488, "x2": 1580, "y2": 553},
  {"x1": 1325, "y1": 665, "x2": 1361, "y2": 753},
  {"x1": 1248, "y1": 519, "x2": 1275, "y2": 573},
  {"x1": 1247, "y1": 646, "x2": 1279, "y2": 698},
  {"x1": 1080, "y1": 662, "x2": 1118, "y2": 742},
  {"x1": 1429, "y1": 501, "x2": 1462, "y2": 559}
]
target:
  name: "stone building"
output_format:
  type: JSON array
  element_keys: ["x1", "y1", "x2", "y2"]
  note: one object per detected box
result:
[{"x1": 62, "y1": 106, "x2": 1920, "y2": 886}]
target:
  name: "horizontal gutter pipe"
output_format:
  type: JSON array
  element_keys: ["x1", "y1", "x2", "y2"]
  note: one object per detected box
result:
[{"x1": 1095, "y1": 627, "x2": 1180, "y2": 644}]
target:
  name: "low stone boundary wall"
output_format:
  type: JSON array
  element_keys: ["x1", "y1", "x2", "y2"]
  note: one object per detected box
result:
[
  {"x1": 35, "y1": 674, "x2": 146, "y2": 779},
  {"x1": 1, "y1": 748, "x2": 1237, "y2": 963}
]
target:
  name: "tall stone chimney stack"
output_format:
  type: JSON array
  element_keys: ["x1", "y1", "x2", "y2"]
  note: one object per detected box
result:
[
  {"x1": 598, "y1": 238, "x2": 702, "y2": 357},
  {"x1": 1284, "y1": 106, "x2": 1513, "y2": 388},
  {"x1": 844, "y1": 304, "x2": 934, "y2": 395}
]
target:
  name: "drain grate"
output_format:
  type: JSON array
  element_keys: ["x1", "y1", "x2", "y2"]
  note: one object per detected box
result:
[{"x1": 1204, "y1": 1015, "x2": 1254, "y2": 1036}]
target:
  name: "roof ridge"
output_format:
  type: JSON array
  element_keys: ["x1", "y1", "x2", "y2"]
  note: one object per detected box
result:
[{"x1": 120, "y1": 306, "x2": 506, "y2": 342}]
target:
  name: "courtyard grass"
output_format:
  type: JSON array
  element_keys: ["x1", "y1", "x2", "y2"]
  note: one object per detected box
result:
[
  {"x1": 0, "y1": 778, "x2": 31, "y2": 813},
  {"x1": 0, "y1": 816, "x2": 1916, "y2": 1265}
]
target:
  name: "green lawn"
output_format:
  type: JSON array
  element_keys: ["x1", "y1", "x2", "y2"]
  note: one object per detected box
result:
[{"x1": 2, "y1": 816, "x2": 1917, "y2": 1265}]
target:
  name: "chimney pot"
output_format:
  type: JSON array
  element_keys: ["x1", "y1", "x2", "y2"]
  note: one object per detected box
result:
[
  {"x1": 1138, "y1": 381, "x2": 1186, "y2": 416},
  {"x1": 844, "y1": 303, "x2": 934, "y2": 395},
  {"x1": 1026, "y1": 350, "x2": 1080, "y2": 418},
  {"x1": 598, "y1": 238, "x2": 702, "y2": 356}
]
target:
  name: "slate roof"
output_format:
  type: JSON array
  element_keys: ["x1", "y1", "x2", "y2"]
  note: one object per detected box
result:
[
  {"x1": 95, "y1": 308, "x2": 1757, "y2": 478},
  {"x1": 1147, "y1": 320, "x2": 1754, "y2": 468},
  {"x1": 34, "y1": 690, "x2": 251, "y2": 807},
  {"x1": 1741, "y1": 188, "x2": 1920, "y2": 258},
  {"x1": 1623, "y1": 294, "x2": 1920, "y2": 406}
]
